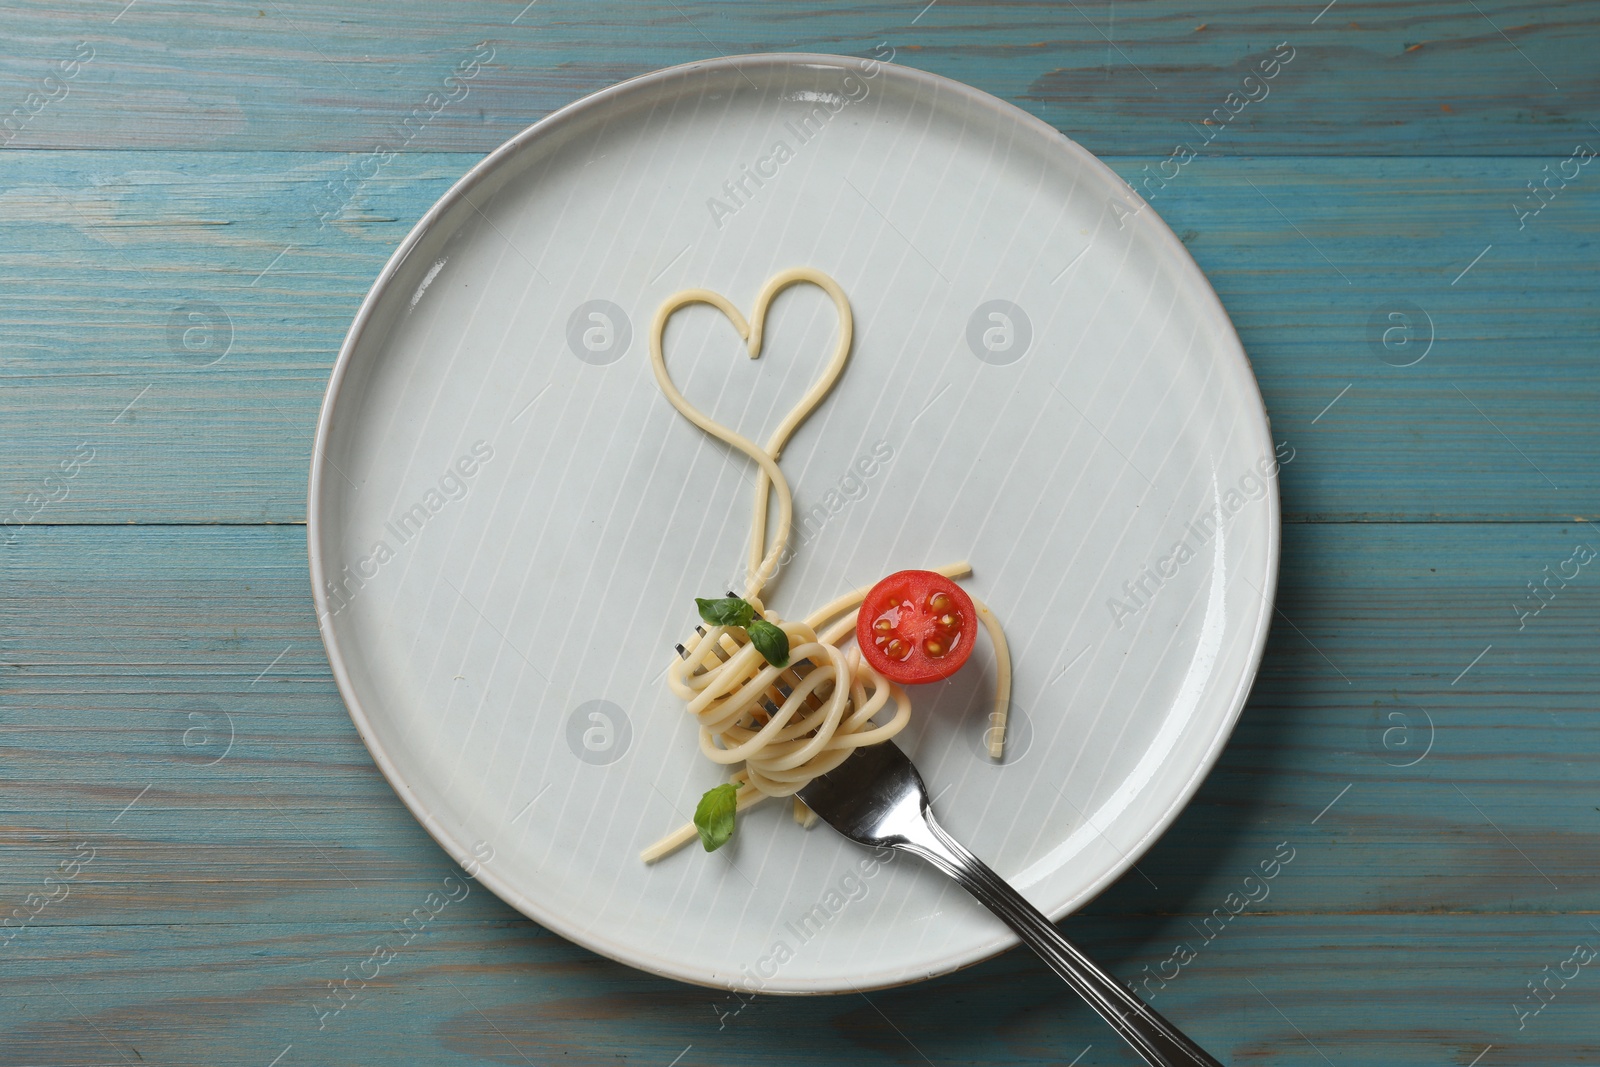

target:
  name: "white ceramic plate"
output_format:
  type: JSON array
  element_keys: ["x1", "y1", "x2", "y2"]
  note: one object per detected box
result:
[{"x1": 308, "y1": 53, "x2": 1278, "y2": 994}]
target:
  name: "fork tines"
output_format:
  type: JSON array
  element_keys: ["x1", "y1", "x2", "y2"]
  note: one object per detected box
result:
[{"x1": 672, "y1": 594, "x2": 831, "y2": 721}]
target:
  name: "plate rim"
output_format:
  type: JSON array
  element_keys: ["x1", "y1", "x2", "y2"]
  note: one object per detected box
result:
[{"x1": 306, "y1": 50, "x2": 1281, "y2": 994}]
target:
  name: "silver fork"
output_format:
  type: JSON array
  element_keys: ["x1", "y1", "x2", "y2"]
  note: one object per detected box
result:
[
  {"x1": 677, "y1": 594, "x2": 820, "y2": 721},
  {"x1": 797, "y1": 740, "x2": 1226, "y2": 1067}
]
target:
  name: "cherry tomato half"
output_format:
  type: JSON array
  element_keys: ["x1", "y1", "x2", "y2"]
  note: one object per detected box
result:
[{"x1": 856, "y1": 570, "x2": 977, "y2": 685}]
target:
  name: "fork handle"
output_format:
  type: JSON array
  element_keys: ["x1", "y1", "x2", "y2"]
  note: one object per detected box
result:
[{"x1": 898, "y1": 814, "x2": 1226, "y2": 1067}]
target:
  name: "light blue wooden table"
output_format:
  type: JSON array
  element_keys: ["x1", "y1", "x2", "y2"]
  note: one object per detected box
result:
[{"x1": 2, "y1": 3, "x2": 1596, "y2": 1064}]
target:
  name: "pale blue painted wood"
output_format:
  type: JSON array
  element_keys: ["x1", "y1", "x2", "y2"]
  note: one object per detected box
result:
[
  {"x1": 0, "y1": 1, "x2": 1592, "y2": 154},
  {"x1": 4, "y1": 520, "x2": 1596, "y2": 916},
  {"x1": 0, "y1": 915, "x2": 1591, "y2": 1064},
  {"x1": 2, "y1": 2, "x2": 1598, "y2": 1065},
  {"x1": 0, "y1": 152, "x2": 1594, "y2": 523},
  {"x1": 2, "y1": 522, "x2": 1596, "y2": 1064}
]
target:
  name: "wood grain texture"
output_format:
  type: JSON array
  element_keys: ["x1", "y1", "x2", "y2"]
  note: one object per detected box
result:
[
  {"x1": 2, "y1": 2, "x2": 1597, "y2": 1064},
  {"x1": 0, "y1": 0, "x2": 1594, "y2": 154},
  {"x1": 0, "y1": 152, "x2": 1595, "y2": 523},
  {"x1": 2, "y1": 522, "x2": 1596, "y2": 1064},
  {"x1": 2, "y1": 916, "x2": 1594, "y2": 1065}
]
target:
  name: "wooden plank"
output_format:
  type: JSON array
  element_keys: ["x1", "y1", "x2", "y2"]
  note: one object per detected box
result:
[
  {"x1": 2, "y1": 4, "x2": 1590, "y2": 1065},
  {"x1": 0, "y1": 152, "x2": 1595, "y2": 524},
  {"x1": 1, "y1": 914, "x2": 1592, "y2": 1065},
  {"x1": 0, "y1": 1, "x2": 1594, "y2": 155},
  {"x1": 2, "y1": 522, "x2": 1594, "y2": 925}
]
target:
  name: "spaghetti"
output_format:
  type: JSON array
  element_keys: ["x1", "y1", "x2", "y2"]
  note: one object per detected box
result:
[{"x1": 641, "y1": 268, "x2": 1011, "y2": 863}]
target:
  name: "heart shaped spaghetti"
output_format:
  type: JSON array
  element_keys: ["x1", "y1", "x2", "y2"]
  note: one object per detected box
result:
[
  {"x1": 641, "y1": 268, "x2": 1011, "y2": 863},
  {"x1": 649, "y1": 266, "x2": 852, "y2": 599}
]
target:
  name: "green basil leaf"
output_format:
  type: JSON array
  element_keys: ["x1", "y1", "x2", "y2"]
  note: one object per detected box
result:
[
  {"x1": 696, "y1": 596, "x2": 754, "y2": 628},
  {"x1": 693, "y1": 782, "x2": 741, "y2": 852},
  {"x1": 746, "y1": 619, "x2": 790, "y2": 669}
]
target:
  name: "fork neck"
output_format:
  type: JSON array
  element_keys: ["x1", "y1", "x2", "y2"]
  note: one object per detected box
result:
[{"x1": 870, "y1": 801, "x2": 982, "y2": 882}]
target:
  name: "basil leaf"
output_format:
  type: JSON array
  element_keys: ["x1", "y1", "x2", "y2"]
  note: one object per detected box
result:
[
  {"x1": 746, "y1": 619, "x2": 790, "y2": 669},
  {"x1": 694, "y1": 782, "x2": 741, "y2": 852},
  {"x1": 696, "y1": 596, "x2": 754, "y2": 628}
]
